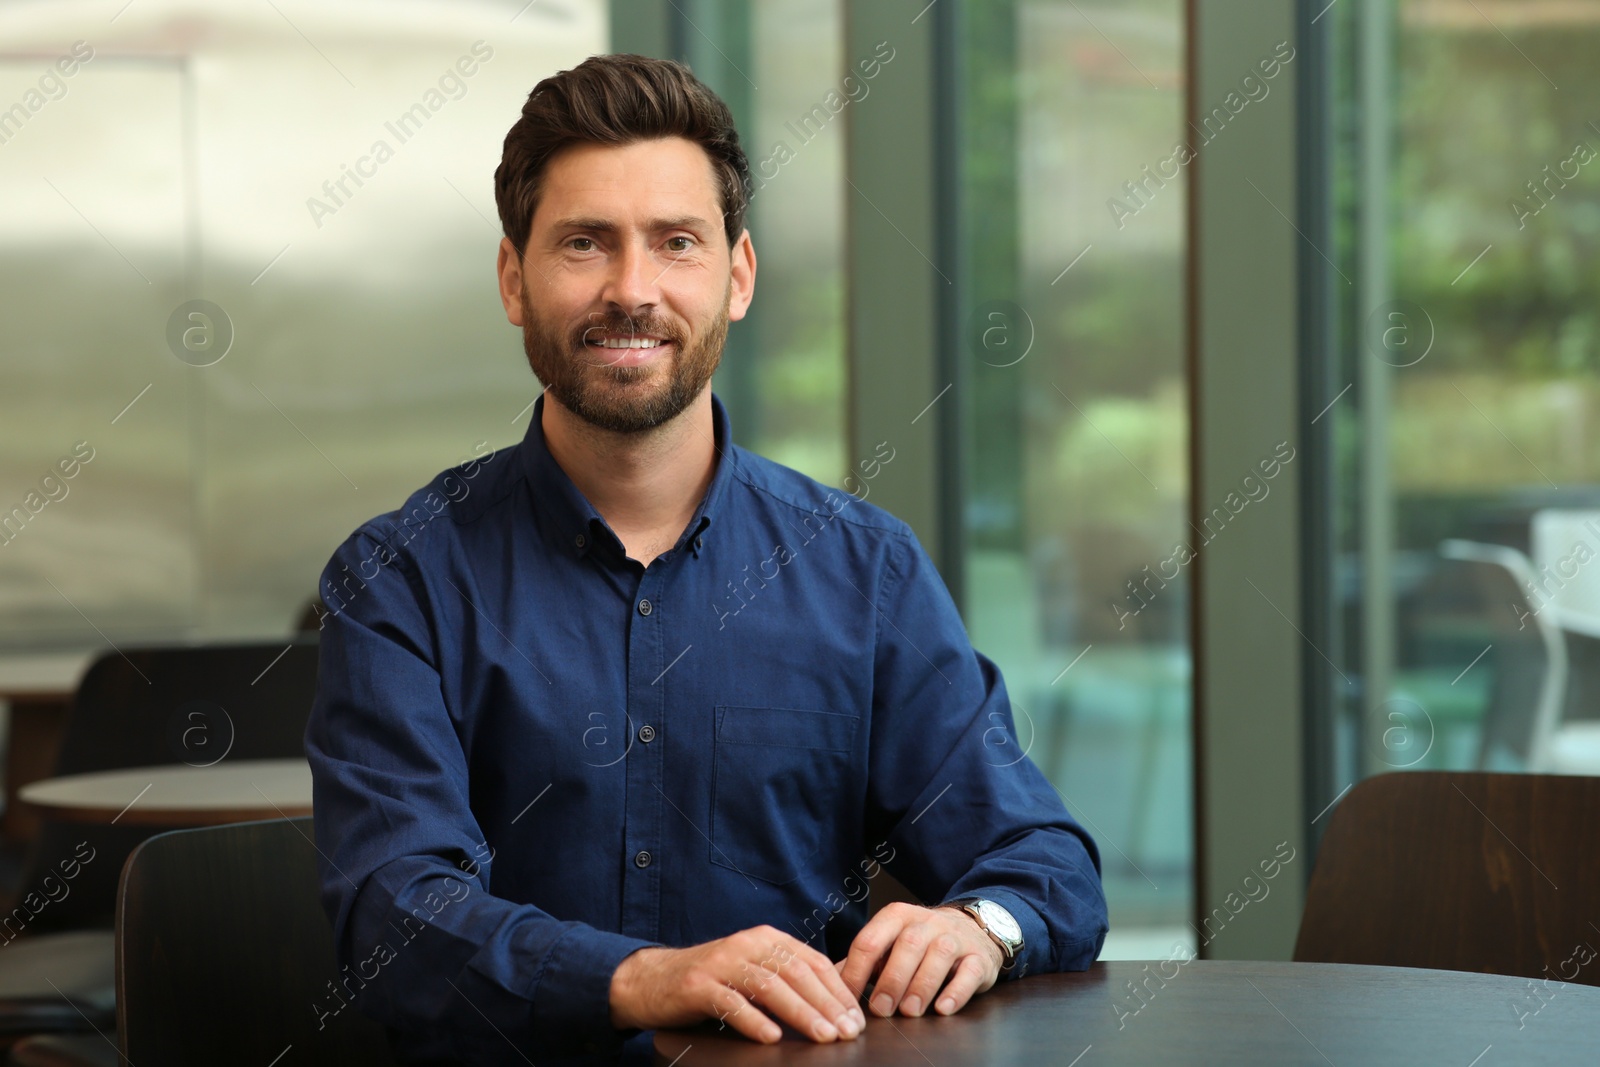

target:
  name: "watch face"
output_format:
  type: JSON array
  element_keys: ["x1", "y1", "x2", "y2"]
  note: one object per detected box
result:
[{"x1": 976, "y1": 899, "x2": 1022, "y2": 944}]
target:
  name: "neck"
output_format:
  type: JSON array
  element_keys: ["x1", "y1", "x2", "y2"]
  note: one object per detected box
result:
[{"x1": 540, "y1": 388, "x2": 717, "y2": 552}]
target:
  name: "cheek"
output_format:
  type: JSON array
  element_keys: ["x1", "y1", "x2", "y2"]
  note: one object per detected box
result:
[
  {"x1": 523, "y1": 292, "x2": 578, "y2": 342},
  {"x1": 664, "y1": 273, "x2": 730, "y2": 328}
]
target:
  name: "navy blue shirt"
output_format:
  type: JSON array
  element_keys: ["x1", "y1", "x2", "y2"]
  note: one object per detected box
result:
[{"x1": 305, "y1": 391, "x2": 1107, "y2": 1064}]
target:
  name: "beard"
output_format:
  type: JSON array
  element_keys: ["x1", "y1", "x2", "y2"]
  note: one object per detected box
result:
[{"x1": 520, "y1": 284, "x2": 728, "y2": 435}]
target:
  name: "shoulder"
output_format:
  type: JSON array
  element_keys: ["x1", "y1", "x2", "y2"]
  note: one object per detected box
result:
[
  {"x1": 327, "y1": 438, "x2": 520, "y2": 572},
  {"x1": 727, "y1": 443, "x2": 911, "y2": 543}
]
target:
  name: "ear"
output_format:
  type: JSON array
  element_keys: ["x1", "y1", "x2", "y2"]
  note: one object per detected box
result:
[
  {"x1": 496, "y1": 237, "x2": 528, "y2": 326},
  {"x1": 727, "y1": 228, "x2": 756, "y2": 322}
]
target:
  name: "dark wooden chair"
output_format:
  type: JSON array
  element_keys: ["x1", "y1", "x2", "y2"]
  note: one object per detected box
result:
[
  {"x1": 1295, "y1": 770, "x2": 1600, "y2": 985},
  {"x1": 0, "y1": 642, "x2": 319, "y2": 1057},
  {"x1": 14, "y1": 640, "x2": 320, "y2": 932},
  {"x1": 116, "y1": 817, "x2": 395, "y2": 1065}
]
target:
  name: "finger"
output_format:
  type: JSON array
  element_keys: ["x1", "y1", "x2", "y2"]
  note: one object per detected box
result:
[
  {"x1": 775, "y1": 939, "x2": 851, "y2": 1006},
  {"x1": 740, "y1": 962, "x2": 844, "y2": 1043},
  {"x1": 807, "y1": 947, "x2": 865, "y2": 1020},
  {"x1": 709, "y1": 982, "x2": 783, "y2": 1044},
  {"x1": 839, "y1": 907, "x2": 907, "y2": 999},
  {"x1": 932, "y1": 953, "x2": 990, "y2": 1016},
  {"x1": 865, "y1": 924, "x2": 932, "y2": 1018},
  {"x1": 898, "y1": 931, "x2": 965, "y2": 1017},
  {"x1": 784, "y1": 950, "x2": 864, "y2": 1038}
]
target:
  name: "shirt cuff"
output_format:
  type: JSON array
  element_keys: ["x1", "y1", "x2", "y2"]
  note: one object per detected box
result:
[{"x1": 526, "y1": 924, "x2": 663, "y2": 1054}]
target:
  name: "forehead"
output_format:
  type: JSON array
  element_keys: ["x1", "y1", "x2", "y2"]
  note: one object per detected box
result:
[{"x1": 534, "y1": 136, "x2": 723, "y2": 227}]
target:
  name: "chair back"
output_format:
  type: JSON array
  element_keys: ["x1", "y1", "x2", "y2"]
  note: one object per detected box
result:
[
  {"x1": 1439, "y1": 542, "x2": 1566, "y2": 768},
  {"x1": 1530, "y1": 509, "x2": 1600, "y2": 631},
  {"x1": 57, "y1": 641, "x2": 319, "y2": 776},
  {"x1": 116, "y1": 816, "x2": 395, "y2": 1065},
  {"x1": 1295, "y1": 771, "x2": 1600, "y2": 985},
  {"x1": 16, "y1": 641, "x2": 319, "y2": 932}
]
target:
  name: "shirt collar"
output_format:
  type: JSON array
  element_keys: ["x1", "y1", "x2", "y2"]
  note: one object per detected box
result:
[{"x1": 519, "y1": 389, "x2": 736, "y2": 562}]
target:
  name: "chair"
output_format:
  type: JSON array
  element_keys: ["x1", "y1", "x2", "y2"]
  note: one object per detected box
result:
[
  {"x1": 1295, "y1": 771, "x2": 1600, "y2": 985},
  {"x1": 15, "y1": 640, "x2": 321, "y2": 931},
  {"x1": 115, "y1": 817, "x2": 395, "y2": 1065},
  {"x1": 0, "y1": 642, "x2": 320, "y2": 1056},
  {"x1": 1527, "y1": 509, "x2": 1600, "y2": 770},
  {"x1": 1438, "y1": 539, "x2": 1600, "y2": 772}
]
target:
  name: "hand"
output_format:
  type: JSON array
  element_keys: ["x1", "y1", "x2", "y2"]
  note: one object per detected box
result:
[
  {"x1": 837, "y1": 901, "x2": 1004, "y2": 1019},
  {"x1": 608, "y1": 925, "x2": 866, "y2": 1044}
]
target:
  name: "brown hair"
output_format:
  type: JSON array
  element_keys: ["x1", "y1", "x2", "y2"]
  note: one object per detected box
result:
[{"x1": 494, "y1": 53, "x2": 751, "y2": 256}]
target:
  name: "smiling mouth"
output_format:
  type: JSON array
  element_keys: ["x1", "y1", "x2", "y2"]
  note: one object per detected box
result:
[
  {"x1": 581, "y1": 334, "x2": 676, "y2": 369},
  {"x1": 585, "y1": 336, "x2": 671, "y2": 350}
]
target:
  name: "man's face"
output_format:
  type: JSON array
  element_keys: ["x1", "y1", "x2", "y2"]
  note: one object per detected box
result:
[{"x1": 499, "y1": 136, "x2": 755, "y2": 434}]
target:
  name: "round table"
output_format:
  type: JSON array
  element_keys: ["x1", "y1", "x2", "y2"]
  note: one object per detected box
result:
[
  {"x1": 653, "y1": 959, "x2": 1600, "y2": 1065},
  {"x1": 17, "y1": 757, "x2": 312, "y2": 827}
]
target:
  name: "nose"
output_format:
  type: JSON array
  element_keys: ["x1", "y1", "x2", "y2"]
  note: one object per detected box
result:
[{"x1": 599, "y1": 236, "x2": 661, "y2": 316}]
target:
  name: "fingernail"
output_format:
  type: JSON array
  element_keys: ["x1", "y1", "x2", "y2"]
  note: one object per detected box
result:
[
  {"x1": 851, "y1": 1005, "x2": 866, "y2": 1026},
  {"x1": 872, "y1": 993, "x2": 893, "y2": 1017},
  {"x1": 812, "y1": 1018, "x2": 839, "y2": 1041},
  {"x1": 836, "y1": 1012, "x2": 860, "y2": 1038},
  {"x1": 903, "y1": 996, "x2": 922, "y2": 1017},
  {"x1": 938, "y1": 996, "x2": 955, "y2": 1014}
]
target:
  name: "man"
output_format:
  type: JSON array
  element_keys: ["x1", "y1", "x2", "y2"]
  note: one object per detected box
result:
[{"x1": 306, "y1": 53, "x2": 1106, "y2": 1064}]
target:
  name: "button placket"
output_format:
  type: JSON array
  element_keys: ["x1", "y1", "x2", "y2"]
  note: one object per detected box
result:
[{"x1": 622, "y1": 574, "x2": 665, "y2": 938}]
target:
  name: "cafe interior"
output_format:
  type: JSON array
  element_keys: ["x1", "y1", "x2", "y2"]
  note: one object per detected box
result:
[{"x1": 0, "y1": 0, "x2": 1597, "y2": 1062}]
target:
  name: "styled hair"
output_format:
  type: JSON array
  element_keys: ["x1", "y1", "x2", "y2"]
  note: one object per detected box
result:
[{"x1": 494, "y1": 53, "x2": 751, "y2": 255}]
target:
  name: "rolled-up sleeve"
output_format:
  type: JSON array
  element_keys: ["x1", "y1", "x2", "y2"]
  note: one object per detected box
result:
[
  {"x1": 863, "y1": 524, "x2": 1108, "y2": 977},
  {"x1": 305, "y1": 522, "x2": 660, "y2": 1060}
]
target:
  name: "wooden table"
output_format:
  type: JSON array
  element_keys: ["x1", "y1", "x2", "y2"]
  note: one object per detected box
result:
[
  {"x1": 654, "y1": 959, "x2": 1600, "y2": 1064},
  {"x1": 18, "y1": 757, "x2": 312, "y2": 827},
  {"x1": 0, "y1": 651, "x2": 95, "y2": 842}
]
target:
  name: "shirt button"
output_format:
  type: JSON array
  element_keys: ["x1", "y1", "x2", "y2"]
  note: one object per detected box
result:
[
  {"x1": 694, "y1": 536, "x2": 704, "y2": 549},
  {"x1": 638, "y1": 724, "x2": 656, "y2": 743},
  {"x1": 575, "y1": 533, "x2": 586, "y2": 548},
  {"x1": 634, "y1": 850, "x2": 652, "y2": 868},
  {"x1": 638, "y1": 598, "x2": 652, "y2": 616}
]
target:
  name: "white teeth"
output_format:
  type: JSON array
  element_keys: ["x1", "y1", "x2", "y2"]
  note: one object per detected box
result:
[{"x1": 593, "y1": 337, "x2": 664, "y2": 349}]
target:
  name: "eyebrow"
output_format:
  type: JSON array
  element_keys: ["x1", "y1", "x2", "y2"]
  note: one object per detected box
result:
[{"x1": 548, "y1": 215, "x2": 713, "y2": 236}]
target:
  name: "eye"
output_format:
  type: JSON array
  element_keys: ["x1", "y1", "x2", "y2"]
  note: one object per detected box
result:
[
  {"x1": 569, "y1": 237, "x2": 595, "y2": 252},
  {"x1": 665, "y1": 235, "x2": 693, "y2": 252}
]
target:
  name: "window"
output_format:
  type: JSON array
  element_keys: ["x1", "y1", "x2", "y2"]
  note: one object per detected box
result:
[
  {"x1": 1314, "y1": 0, "x2": 1600, "y2": 787},
  {"x1": 955, "y1": 0, "x2": 1191, "y2": 953},
  {"x1": 705, "y1": 0, "x2": 848, "y2": 484}
]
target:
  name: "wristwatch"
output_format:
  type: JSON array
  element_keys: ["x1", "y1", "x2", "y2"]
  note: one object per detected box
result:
[{"x1": 940, "y1": 897, "x2": 1023, "y2": 973}]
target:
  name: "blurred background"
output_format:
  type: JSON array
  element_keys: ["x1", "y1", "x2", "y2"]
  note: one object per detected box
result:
[{"x1": 3, "y1": 0, "x2": 1598, "y2": 966}]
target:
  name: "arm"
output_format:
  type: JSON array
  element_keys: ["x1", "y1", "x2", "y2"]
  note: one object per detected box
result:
[
  {"x1": 306, "y1": 523, "x2": 658, "y2": 1059},
  {"x1": 841, "y1": 524, "x2": 1108, "y2": 1011}
]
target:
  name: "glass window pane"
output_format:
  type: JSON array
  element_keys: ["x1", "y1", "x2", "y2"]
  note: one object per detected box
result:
[
  {"x1": 689, "y1": 0, "x2": 847, "y2": 485},
  {"x1": 958, "y1": 0, "x2": 1192, "y2": 954},
  {"x1": 1321, "y1": 0, "x2": 1600, "y2": 783}
]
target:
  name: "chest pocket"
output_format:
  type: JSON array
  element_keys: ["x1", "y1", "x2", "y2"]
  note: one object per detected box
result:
[{"x1": 709, "y1": 705, "x2": 860, "y2": 886}]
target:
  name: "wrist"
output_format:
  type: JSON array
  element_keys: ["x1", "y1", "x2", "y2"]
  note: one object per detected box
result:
[
  {"x1": 940, "y1": 903, "x2": 1005, "y2": 971},
  {"x1": 938, "y1": 897, "x2": 1023, "y2": 974},
  {"x1": 609, "y1": 945, "x2": 666, "y2": 1030},
  {"x1": 934, "y1": 908, "x2": 998, "y2": 972}
]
